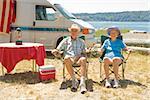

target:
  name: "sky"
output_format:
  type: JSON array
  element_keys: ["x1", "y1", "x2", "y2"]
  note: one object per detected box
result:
[{"x1": 49, "y1": 0, "x2": 149, "y2": 13}]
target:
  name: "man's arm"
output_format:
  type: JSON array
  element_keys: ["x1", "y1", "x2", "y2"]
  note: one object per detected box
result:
[
  {"x1": 56, "y1": 38, "x2": 67, "y2": 51},
  {"x1": 52, "y1": 38, "x2": 67, "y2": 57}
]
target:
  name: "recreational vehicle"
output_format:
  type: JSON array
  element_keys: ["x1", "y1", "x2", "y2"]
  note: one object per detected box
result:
[{"x1": 0, "y1": 0, "x2": 95, "y2": 49}]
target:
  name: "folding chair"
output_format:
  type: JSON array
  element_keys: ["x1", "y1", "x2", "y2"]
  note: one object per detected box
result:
[
  {"x1": 99, "y1": 35, "x2": 131, "y2": 83},
  {"x1": 55, "y1": 36, "x2": 89, "y2": 89},
  {"x1": 62, "y1": 58, "x2": 89, "y2": 82}
]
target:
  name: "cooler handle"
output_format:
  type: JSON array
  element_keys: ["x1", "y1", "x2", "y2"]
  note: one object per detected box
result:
[{"x1": 39, "y1": 71, "x2": 55, "y2": 75}]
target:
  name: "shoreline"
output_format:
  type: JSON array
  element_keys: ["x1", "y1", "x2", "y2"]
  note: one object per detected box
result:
[{"x1": 123, "y1": 32, "x2": 150, "y2": 48}]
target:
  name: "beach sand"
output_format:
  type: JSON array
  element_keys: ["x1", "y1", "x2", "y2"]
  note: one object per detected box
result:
[
  {"x1": 123, "y1": 32, "x2": 150, "y2": 44},
  {"x1": 0, "y1": 52, "x2": 150, "y2": 100}
]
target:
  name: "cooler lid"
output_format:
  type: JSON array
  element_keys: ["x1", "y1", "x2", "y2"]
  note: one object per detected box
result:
[{"x1": 39, "y1": 65, "x2": 55, "y2": 71}]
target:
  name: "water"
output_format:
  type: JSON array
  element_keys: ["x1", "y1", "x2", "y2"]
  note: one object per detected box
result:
[{"x1": 88, "y1": 21, "x2": 150, "y2": 32}]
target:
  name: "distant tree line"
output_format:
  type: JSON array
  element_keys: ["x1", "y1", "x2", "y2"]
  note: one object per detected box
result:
[{"x1": 73, "y1": 11, "x2": 150, "y2": 22}]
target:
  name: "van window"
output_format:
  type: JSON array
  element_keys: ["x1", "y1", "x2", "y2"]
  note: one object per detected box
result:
[
  {"x1": 36, "y1": 5, "x2": 56, "y2": 21},
  {"x1": 54, "y1": 4, "x2": 76, "y2": 19}
]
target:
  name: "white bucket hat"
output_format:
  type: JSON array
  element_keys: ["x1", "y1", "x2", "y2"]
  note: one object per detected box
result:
[
  {"x1": 107, "y1": 26, "x2": 121, "y2": 36},
  {"x1": 68, "y1": 24, "x2": 81, "y2": 32}
]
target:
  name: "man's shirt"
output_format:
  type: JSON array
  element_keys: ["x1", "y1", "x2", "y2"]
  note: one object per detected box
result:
[{"x1": 57, "y1": 36, "x2": 86, "y2": 57}]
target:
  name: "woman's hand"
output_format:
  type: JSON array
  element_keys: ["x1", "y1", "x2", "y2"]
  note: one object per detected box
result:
[
  {"x1": 124, "y1": 48, "x2": 132, "y2": 61},
  {"x1": 128, "y1": 48, "x2": 133, "y2": 53},
  {"x1": 124, "y1": 48, "x2": 133, "y2": 54}
]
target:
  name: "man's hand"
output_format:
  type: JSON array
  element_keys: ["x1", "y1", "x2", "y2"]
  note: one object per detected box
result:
[
  {"x1": 51, "y1": 49, "x2": 62, "y2": 58},
  {"x1": 85, "y1": 48, "x2": 92, "y2": 54},
  {"x1": 51, "y1": 49, "x2": 58, "y2": 55},
  {"x1": 97, "y1": 48, "x2": 103, "y2": 56}
]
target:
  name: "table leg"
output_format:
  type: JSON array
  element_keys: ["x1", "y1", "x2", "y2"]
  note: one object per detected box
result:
[
  {"x1": 34, "y1": 60, "x2": 37, "y2": 72},
  {"x1": 32, "y1": 60, "x2": 37, "y2": 72},
  {"x1": 32, "y1": 60, "x2": 35, "y2": 72},
  {"x1": 1, "y1": 65, "x2": 4, "y2": 76}
]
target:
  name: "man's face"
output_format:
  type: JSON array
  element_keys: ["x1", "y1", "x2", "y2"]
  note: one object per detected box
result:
[{"x1": 71, "y1": 28, "x2": 79, "y2": 37}]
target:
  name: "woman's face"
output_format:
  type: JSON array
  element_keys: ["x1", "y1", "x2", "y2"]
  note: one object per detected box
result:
[{"x1": 109, "y1": 29, "x2": 119, "y2": 38}]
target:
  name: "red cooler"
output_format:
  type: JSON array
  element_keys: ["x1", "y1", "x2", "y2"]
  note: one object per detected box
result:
[{"x1": 39, "y1": 65, "x2": 56, "y2": 81}]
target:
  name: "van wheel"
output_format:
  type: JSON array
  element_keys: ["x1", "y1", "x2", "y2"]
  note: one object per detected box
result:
[{"x1": 56, "y1": 37, "x2": 64, "y2": 48}]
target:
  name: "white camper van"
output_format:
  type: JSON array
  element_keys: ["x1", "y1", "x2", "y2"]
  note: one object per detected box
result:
[{"x1": 0, "y1": 0, "x2": 95, "y2": 50}]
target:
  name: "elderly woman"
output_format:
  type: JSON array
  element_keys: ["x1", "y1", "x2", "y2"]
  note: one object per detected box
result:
[{"x1": 98, "y1": 27, "x2": 131, "y2": 88}]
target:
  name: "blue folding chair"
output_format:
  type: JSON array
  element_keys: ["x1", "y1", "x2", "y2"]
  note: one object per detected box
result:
[{"x1": 99, "y1": 35, "x2": 131, "y2": 83}]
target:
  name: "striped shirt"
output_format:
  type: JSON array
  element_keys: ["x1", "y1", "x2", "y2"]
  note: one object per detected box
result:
[{"x1": 57, "y1": 36, "x2": 86, "y2": 57}]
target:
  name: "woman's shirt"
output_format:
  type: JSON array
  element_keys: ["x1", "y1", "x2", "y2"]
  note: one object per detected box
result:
[{"x1": 101, "y1": 38, "x2": 126, "y2": 59}]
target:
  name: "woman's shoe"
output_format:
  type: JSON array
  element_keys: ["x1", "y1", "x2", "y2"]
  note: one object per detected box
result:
[{"x1": 71, "y1": 79, "x2": 79, "y2": 92}]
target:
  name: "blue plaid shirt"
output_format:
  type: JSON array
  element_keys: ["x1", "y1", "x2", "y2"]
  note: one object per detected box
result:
[{"x1": 57, "y1": 36, "x2": 86, "y2": 57}]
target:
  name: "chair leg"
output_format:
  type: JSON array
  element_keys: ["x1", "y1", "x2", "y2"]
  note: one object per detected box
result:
[
  {"x1": 99, "y1": 62, "x2": 106, "y2": 83},
  {"x1": 63, "y1": 63, "x2": 66, "y2": 82},
  {"x1": 60, "y1": 62, "x2": 68, "y2": 90},
  {"x1": 86, "y1": 62, "x2": 88, "y2": 80},
  {"x1": 122, "y1": 62, "x2": 126, "y2": 80},
  {"x1": 62, "y1": 61, "x2": 89, "y2": 81},
  {"x1": 74, "y1": 68, "x2": 81, "y2": 77},
  {"x1": 100, "y1": 62, "x2": 102, "y2": 79},
  {"x1": 99, "y1": 61, "x2": 126, "y2": 83}
]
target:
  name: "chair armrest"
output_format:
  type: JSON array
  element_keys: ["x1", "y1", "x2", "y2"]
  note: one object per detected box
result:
[
  {"x1": 124, "y1": 51, "x2": 131, "y2": 62},
  {"x1": 99, "y1": 57, "x2": 103, "y2": 63}
]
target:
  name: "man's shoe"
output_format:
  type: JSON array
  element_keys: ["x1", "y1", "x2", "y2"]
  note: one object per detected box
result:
[
  {"x1": 105, "y1": 79, "x2": 111, "y2": 88},
  {"x1": 71, "y1": 79, "x2": 79, "y2": 92},
  {"x1": 80, "y1": 83, "x2": 87, "y2": 94},
  {"x1": 113, "y1": 79, "x2": 120, "y2": 88}
]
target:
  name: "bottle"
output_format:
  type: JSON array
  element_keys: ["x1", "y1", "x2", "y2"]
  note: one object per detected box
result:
[{"x1": 15, "y1": 28, "x2": 22, "y2": 45}]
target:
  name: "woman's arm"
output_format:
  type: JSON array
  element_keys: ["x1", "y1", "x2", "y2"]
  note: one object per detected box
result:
[
  {"x1": 121, "y1": 40, "x2": 132, "y2": 53},
  {"x1": 98, "y1": 39, "x2": 108, "y2": 56}
]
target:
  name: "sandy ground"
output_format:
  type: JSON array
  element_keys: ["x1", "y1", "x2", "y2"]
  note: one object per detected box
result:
[
  {"x1": 0, "y1": 52, "x2": 150, "y2": 100},
  {"x1": 122, "y1": 33, "x2": 150, "y2": 44},
  {"x1": 123, "y1": 32, "x2": 150, "y2": 39}
]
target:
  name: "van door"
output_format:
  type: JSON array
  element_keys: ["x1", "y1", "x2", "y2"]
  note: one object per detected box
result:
[{"x1": 34, "y1": 5, "x2": 64, "y2": 49}]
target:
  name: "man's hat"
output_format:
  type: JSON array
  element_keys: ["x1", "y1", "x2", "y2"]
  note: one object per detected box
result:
[{"x1": 68, "y1": 24, "x2": 81, "y2": 32}]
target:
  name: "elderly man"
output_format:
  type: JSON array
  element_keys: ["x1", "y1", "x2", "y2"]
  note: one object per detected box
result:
[{"x1": 52, "y1": 24, "x2": 87, "y2": 93}]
